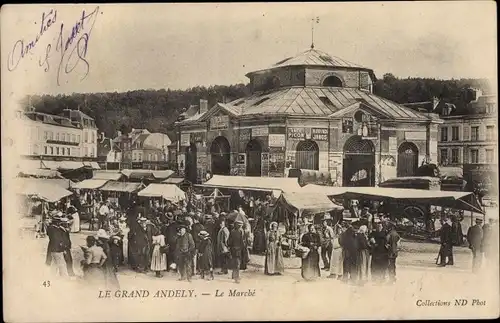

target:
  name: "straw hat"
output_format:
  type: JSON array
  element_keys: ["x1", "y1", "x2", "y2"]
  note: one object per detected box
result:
[{"x1": 198, "y1": 230, "x2": 210, "y2": 238}]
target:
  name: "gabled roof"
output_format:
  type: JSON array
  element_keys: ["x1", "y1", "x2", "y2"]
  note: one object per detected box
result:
[{"x1": 178, "y1": 86, "x2": 435, "y2": 123}]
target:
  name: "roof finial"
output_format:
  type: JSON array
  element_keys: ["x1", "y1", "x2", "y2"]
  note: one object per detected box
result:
[{"x1": 311, "y1": 16, "x2": 320, "y2": 49}]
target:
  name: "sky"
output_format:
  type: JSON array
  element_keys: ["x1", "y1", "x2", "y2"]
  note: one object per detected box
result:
[{"x1": 1, "y1": 2, "x2": 497, "y2": 101}]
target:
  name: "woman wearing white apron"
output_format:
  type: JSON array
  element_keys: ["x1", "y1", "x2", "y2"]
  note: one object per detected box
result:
[
  {"x1": 69, "y1": 206, "x2": 80, "y2": 233},
  {"x1": 328, "y1": 224, "x2": 344, "y2": 280}
]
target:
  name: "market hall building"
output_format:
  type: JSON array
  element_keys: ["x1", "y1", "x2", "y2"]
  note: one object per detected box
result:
[{"x1": 176, "y1": 48, "x2": 442, "y2": 186}]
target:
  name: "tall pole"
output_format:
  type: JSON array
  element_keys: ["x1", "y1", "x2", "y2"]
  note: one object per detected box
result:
[{"x1": 311, "y1": 16, "x2": 320, "y2": 49}]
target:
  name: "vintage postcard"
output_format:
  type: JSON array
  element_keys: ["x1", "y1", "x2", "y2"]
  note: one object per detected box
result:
[{"x1": 1, "y1": 2, "x2": 498, "y2": 322}]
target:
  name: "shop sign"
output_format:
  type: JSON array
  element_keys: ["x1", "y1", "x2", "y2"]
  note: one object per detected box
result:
[
  {"x1": 405, "y1": 131, "x2": 426, "y2": 141},
  {"x1": 252, "y1": 126, "x2": 269, "y2": 137},
  {"x1": 312, "y1": 128, "x2": 328, "y2": 141},
  {"x1": 269, "y1": 134, "x2": 286, "y2": 147},
  {"x1": 180, "y1": 133, "x2": 191, "y2": 146},
  {"x1": 210, "y1": 115, "x2": 229, "y2": 130},
  {"x1": 239, "y1": 129, "x2": 251, "y2": 142},
  {"x1": 288, "y1": 127, "x2": 305, "y2": 140}
]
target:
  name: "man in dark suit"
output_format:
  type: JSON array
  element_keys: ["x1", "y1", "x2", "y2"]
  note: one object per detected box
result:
[
  {"x1": 438, "y1": 216, "x2": 453, "y2": 267},
  {"x1": 467, "y1": 218, "x2": 484, "y2": 272},
  {"x1": 175, "y1": 224, "x2": 195, "y2": 281},
  {"x1": 227, "y1": 220, "x2": 245, "y2": 284},
  {"x1": 386, "y1": 222, "x2": 401, "y2": 283},
  {"x1": 46, "y1": 216, "x2": 69, "y2": 276}
]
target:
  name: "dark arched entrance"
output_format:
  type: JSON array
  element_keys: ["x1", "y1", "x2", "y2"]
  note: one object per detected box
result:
[
  {"x1": 210, "y1": 136, "x2": 231, "y2": 175},
  {"x1": 295, "y1": 140, "x2": 319, "y2": 170},
  {"x1": 322, "y1": 75, "x2": 343, "y2": 87},
  {"x1": 246, "y1": 139, "x2": 262, "y2": 176},
  {"x1": 397, "y1": 142, "x2": 419, "y2": 177},
  {"x1": 343, "y1": 135, "x2": 375, "y2": 186},
  {"x1": 185, "y1": 143, "x2": 198, "y2": 183}
]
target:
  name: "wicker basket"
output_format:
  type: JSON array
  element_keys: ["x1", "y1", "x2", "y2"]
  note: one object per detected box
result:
[{"x1": 294, "y1": 245, "x2": 310, "y2": 259}]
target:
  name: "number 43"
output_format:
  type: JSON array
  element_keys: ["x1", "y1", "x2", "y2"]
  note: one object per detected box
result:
[{"x1": 42, "y1": 281, "x2": 51, "y2": 287}]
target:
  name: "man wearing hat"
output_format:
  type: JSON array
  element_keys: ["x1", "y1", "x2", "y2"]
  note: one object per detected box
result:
[
  {"x1": 437, "y1": 215, "x2": 454, "y2": 267},
  {"x1": 467, "y1": 217, "x2": 484, "y2": 272},
  {"x1": 45, "y1": 215, "x2": 69, "y2": 277},
  {"x1": 320, "y1": 214, "x2": 334, "y2": 270},
  {"x1": 385, "y1": 221, "x2": 401, "y2": 283},
  {"x1": 191, "y1": 214, "x2": 206, "y2": 275},
  {"x1": 175, "y1": 224, "x2": 195, "y2": 281},
  {"x1": 227, "y1": 220, "x2": 245, "y2": 283},
  {"x1": 59, "y1": 217, "x2": 76, "y2": 277},
  {"x1": 360, "y1": 206, "x2": 374, "y2": 233}
]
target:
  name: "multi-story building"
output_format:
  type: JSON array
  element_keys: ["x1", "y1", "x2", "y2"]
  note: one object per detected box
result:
[
  {"x1": 436, "y1": 91, "x2": 497, "y2": 192},
  {"x1": 113, "y1": 129, "x2": 171, "y2": 170},
  {"x1": 16, "y1": 107, "x2": 100, "y2": 172}
]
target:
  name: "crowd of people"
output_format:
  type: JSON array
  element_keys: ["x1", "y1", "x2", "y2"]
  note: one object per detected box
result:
[
  {"x1": 297, "y1": 212, "x2": 401, "y2": 285},
  {"x1": 40, "y1": 189, "x2": 498, "y2": 288}
]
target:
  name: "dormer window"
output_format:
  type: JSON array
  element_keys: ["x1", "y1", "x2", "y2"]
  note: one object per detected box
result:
[{"x1": 322, "y1": 75, "x2": 343, "y2": 87}]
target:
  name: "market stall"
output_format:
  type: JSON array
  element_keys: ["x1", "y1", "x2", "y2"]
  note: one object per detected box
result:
[
  {"x1": 72, "y1": 179, "x2": 109, "y2": 190},
  {"x1": 92, "y1": 170, "x2": 124, "y2": 181},
  {"x1": 17, "y1": 178, "x2": 73, "y2": 203},
  {"x1": 137, "y1": 183, "x2": 186, "y2": 203},
  {"x1": 99, "y1": 181, "x2": 145, "y2": 209},
  {"x1": 162, "y1": 176, "x2": 192, "y2": 191},
  {"x1": 17, "y1": 168, "x2": 64, "y2": 179},
  {"x1": 121, "y1": 169, "x2": 174, "y2": 182},
  {"x1": 201, "y1": 175, "x2": 301, "y2": 193}
]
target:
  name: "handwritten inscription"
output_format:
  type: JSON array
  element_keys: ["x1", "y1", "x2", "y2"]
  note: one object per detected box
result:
[{"x1": 7, "y1": 6, "x2": 101, "y2": 86}]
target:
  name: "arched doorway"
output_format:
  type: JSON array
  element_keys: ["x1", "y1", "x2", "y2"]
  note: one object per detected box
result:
[
  {"x1": 295, "y1": 140, "x2": 319, "y2": 170},
  {"x1": 185, "y1": 143, "x2": 197, "y2": 183},
  {"x1": 343, "y1": 135, "x2": 375, "y2": 186},
  {"x1": 397, "y1": 142, "x2": 419, "y2": 177},
  {"x1": 246, "y1": 139, "x2": 262, "y2": 177},
  {"x1": 210, "y1": 136, "x2": 231, "y2": 175}
]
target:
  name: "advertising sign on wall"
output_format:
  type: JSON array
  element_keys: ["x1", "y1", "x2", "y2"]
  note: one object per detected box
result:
[
  {"x1": 261, "y1": 153, "x2": 269, "y2": 177},
  {"x1": 210, "y1": 115, "x2": 229, "y2": 130},
  {"x1": 288, "y1": 127, "x2": 305, "y2": 140},
  {"x1": 389, "y1": 137, "x2": 398, "y2": 154},
  {"x1": 405, "y1": 131, "x2": 427, "y2": 141},
  {"x1": 252, "y1": 126, "x2": 269, "y2": 137},
  {"x1": 269, "y1": 134, "x2": 286, "y2": 147},
  {"x1": 180, "y1": 133, "x2": 191, "y2": 147},
  {"x1": 312, "y1": 128, "x2": 328, "y2": 141}
]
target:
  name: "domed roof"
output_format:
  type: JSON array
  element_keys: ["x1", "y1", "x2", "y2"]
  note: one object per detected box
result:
[{"x1": 247, "y1": 48, "x2": 372, "y2": 76}]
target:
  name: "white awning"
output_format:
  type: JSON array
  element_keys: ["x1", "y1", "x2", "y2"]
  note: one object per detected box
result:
[
  {"x1": 202, "y1": 175, "x2": 301, "y2": 193},
  {"x1": 93, "y1": 171, "x2": 123, "y2": 181},
  {"x1": 72, "y1": 179, "x2": 109, "y2": 190},
  {"x1": 42, "y1": 160, "x2": 85, "y2": 170},
  {"x1": 15, "y1": 178, "x2": 73, "y2": 202},
  {"x1": 138, "y1": 184, "x2": 186, "y2": 202},
  {"x1": 83, "y1": 161, "x2": 101, "y2": 170},
  {"x1": 280, "y1": 192, "x2": 343, "y2": 214}
]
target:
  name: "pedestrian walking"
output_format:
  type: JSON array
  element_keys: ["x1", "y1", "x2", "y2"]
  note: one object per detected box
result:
[
  {"x1": 227, "y1": 220, "x2": 246, "y2": 283},
  {"x1": 320, "y1": 215, "x2": 334, "y2": 270},
  {"x1": 327, "y1": 223, "x2": 344, "y2": 280},
  {"x1": 46, "y1": 216, "x2": 69, "y2": 277},
  {"x1": 369, "y1": 222, "x2": 389, "y2": 283},
  {"x1": 437, "y1": 216, "x2": 454, "y2": 267},
  {"x1": 339, "y1": 223, "x2": 358, "y2": 283},
  {"x1": 175, "y1": 225, "x2": 195, "y2": 281},
  {"x1": 300, "y1": 224, "x2": 321, "y2": 281},
  {"x1": 356, "y1": 225, "x2": 370, "y2": 284},
  {"x1": 386, "y1": 222, "x2": 401, "y2": 283},
  {"x1": 264, "y1": 222, "x2": 285, "y2": 276},
  {"x1": 150, "y1": 227, "x2": 167, "y2": 278},
  {"x1": 80, "y1": 235, "x2": 106, "y2": 286},
  {"x1": 216, "y1": 219, "x2": 230, "y2": 275},
  {"x1": 198, "y1": 231, "x2": 214, "y2": 280},
  {"x1": 467, "y1": 218, "x2": 484, "y2": 273}
]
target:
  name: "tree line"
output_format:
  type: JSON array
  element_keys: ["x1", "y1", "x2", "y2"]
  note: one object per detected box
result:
[{"x1": 23, "y1": 75, "x2": 491, "y2": 140}]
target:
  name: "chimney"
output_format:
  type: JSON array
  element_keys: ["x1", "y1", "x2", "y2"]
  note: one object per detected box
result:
[{"x1": 199, "y1": 99, "x2": 208, "y2": 115}]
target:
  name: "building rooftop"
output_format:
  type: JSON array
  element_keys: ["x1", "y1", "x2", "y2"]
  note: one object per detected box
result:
[
  {"x1": 247, "y1": 48, "x2": 376, "y2": 80},
  {"x1": 180, "y1": 86, "x2": 435, "y2": 123}
]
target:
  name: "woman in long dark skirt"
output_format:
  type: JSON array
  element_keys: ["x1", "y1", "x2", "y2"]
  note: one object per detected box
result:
[
  {"x1": 300, "y1": 224, "x2": 321, "y2": 281},
  {"x1": 96, "y1": 229, "x2": 120, "y2": 289},
  {"x1": 198, "y1": 230, "x2": 214, "y2": 280},
  {"x1": 252, "y1": 213, "x2": 267, "y2": 255}
]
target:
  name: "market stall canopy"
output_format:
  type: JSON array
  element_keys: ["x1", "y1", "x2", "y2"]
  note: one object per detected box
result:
[
  {"x1": 83, "y1": 161, "x2": 101, "y2": 170},
  {"x1": 302, "y1": 184, "x2": 484, "y2": 214},
  {"x1": 280, "y1": 191, "x2": 343, "y2": 214},
  {"x1": 16, "y1": 159, "x2": 46, "y2": 172},
  {"x1": 121, "y1": 169, "x2": 175, "y2": 181},
  {"x1": 72, "y1": 179, "x2": 109, "y2": 190},
  {"x1": 93, "y1": 171, "x2": 123, "y2": 181},
  {"x1": 18, "y1": 168, "x2": 63, "y2": 179},
  {"x1": 42, "y1": 160, "x2": 86, "y2": 170},
  {"x1": 99, "y1": 181, "x2": 144, "y2": 193},
  {"x1": 201, "y1": 175, "x2": 301, "y2": 193},
  {"x1": 16, "y1": 178, "x2": 73, "y2": 202},
  {"x1": 163, "y1": 177, "x2": 188, "y2": 184},
  {"x1": 138, "y1": 184, "x2": 186, "y2": 202}
]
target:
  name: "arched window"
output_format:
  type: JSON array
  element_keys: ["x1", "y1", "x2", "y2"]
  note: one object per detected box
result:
[{"x1": 322, "y1": 75, "x2": 343, "y2": 87}]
